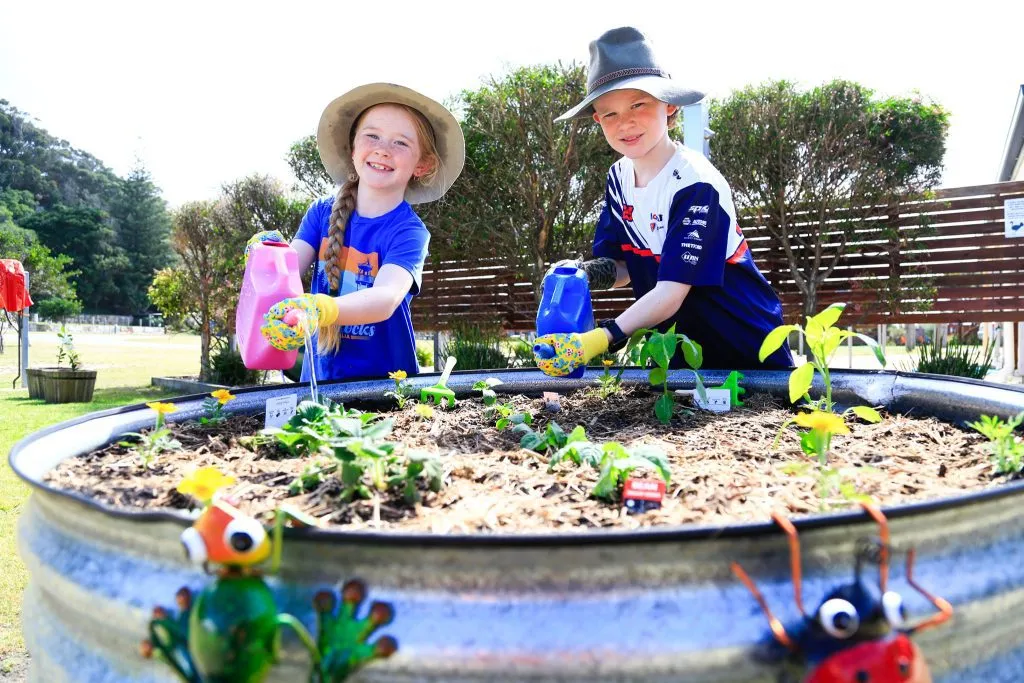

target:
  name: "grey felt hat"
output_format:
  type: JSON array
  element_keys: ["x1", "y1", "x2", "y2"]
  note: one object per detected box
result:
[
  {"x1": 556, "y1": 27, "x2": 705, "y2": 121},
  {"x1": 317, "y1": 83, "x2": 465, "y2": 204}
]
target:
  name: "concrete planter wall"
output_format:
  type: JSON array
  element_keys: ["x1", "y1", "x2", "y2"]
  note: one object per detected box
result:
[{"x1": 10, "y1": 369, "x2": 1024, "y2": 682}]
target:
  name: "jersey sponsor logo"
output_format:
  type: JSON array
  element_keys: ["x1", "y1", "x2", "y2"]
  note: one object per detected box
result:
[
  {"x1": 688, "y1": 205, "x2": 710, "y2": 215},
  {"x1": 622, "y1": 204, "x2": 634, "y2": 222},
  {"x1": 691, "y1": 218, "x2": 708, "y2": 227},
  {"x1": 682, "y1": 216, "x2": 691, "y2": 226},
  {"x1": 682, "y1": 251, "x2": 700, "y2": 266},
  {"x1": 685, "y1": 229, "x2": 702, "y2": 240},
  {"x1": 649, "y1": 212, "x2": 664, "y2": 232},
  {"x1": 672, "y1": 169, "x2": 682, "y2": 180},
  {"x1": 342, "y1": 324, "x2": 376, "y2": 338},
  {"x1": 680, "y1": 242, "x2": 703, "y2": 250}
]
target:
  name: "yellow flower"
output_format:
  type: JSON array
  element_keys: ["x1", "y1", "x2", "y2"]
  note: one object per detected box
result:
[
  {"x1": 211, "y1": 389, "x2": 236, "y2": 405},
  {"x1": 602, "y1": 359, "x2": 614, "y2": 368},
  {"x1": 178, "y1": 466, "x2": 236, "y2": 505},
  {"x1": 146, "y1": 401, "x2": 178, "y2": 416},
  {"x1": 414, "y1": 404, "x2": 435, "y2": 419},
  {"x1": 793, "y1": 410, "x2": 850, "y2": 435},
  {"x1": 388, "y1": 370, "x2": 408, "y2": 381}
]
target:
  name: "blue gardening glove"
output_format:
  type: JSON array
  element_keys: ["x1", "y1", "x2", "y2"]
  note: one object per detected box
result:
[
  {"x1": 533, "y1": 329, "x2": 609, "y2": 377},
  {"x1": 261, "y1": 294, "x2": 339, "y2": 351},
  {"x1": 244, "y1": 230, "x2": 287, "y2": 262}
]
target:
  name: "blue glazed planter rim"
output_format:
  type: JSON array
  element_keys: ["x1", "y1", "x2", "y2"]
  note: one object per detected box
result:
[{"x1": 10, "y1": 367, "x2": 1024, "y2": 548}]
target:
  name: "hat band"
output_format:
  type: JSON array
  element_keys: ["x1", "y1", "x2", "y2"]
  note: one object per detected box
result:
[{"x1": 589, "y1": 67, "x2": 669, "y2": 93}]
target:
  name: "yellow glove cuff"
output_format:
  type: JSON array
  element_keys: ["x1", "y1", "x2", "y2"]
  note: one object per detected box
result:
[
  {"x1": 313, "y1": 294, "x2": 340, "y2": 327},
  {"x1": 579, "y1": 328, "x2": 610, "y2": 363}
]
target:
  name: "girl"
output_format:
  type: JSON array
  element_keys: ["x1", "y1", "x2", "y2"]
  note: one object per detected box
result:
[{"x1": 255, "y1": 83, "x2": 465, "y2": 381}]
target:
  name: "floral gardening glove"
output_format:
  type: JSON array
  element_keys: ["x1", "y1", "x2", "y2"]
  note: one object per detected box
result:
[
  {"x1": 261, "y1": 294, "x2": 339, "y2": 351},
  {"x1": 244, "y1": 230, "x2": 287, "y2": 262},
  {"x1": 533, "y1": 328, "x2": 609, "y2": 377}
]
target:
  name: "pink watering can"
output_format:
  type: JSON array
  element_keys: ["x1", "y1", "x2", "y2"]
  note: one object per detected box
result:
[{"x1": 236, "y1": 242, "x2": 304, "y2": 370}]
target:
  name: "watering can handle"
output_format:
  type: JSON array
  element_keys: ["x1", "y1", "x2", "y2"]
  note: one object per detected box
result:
[{"x1": 439, "y1": 356, "x2": 457, "y2": 385}]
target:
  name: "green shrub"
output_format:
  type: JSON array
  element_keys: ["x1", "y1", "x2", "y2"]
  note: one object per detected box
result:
[
  {"x1": 211, "y1": 346, "x2": 261, "y2": 387},
  {"x1": 36, "y1": 297, "x2": 82, "y2": 322},
  {"x1": 904, "y1": 337, "x2": 995, "y2": 379},
  {"x1": 507, "y1": 337, "x2": 536, "y2": 368},
  {"x1": 442, "y1": 324, "x2": 508, "y2": 371},
  {"x1": 416, "y1": 344, "x2": 434, "y2": 369}
]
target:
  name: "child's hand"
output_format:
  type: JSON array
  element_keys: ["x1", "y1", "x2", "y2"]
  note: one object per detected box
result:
[
  {"x1": 244, "y1": 230, "x2": 287, "y2": 262},
  {"x1": 533, "y1": 329, "x2": 609, "y2": 377},
  {"x1": 260, "y1": 294, "x2": 339, "y2": 350}
]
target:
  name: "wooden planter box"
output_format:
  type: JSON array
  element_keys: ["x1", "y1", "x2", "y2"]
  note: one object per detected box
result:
[
  {"x1": 25, "y1": 367, "x2": 58, "y2": 400},
  {"x1": 39, "y1": 368, "x2": 97, "y2": 403}
]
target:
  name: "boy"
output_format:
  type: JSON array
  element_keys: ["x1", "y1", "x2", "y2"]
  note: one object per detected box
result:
[{"x1": 533, "y1": 26, "x2": 793, "y2": 377}]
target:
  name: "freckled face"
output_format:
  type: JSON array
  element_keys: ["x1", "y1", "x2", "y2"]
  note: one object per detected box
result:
[{"x1": 350, "y1": 104, "x2": 431, "y2": 195}]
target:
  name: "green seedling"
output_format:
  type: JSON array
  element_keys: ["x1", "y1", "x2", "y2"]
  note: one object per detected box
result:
[
  {"x1": 120, "y1": 401, "x2": 182, "y2": 469},
  {"x1": 549, "y1": 438, "x2": 670, "y2": 502},
  {"x1": 639, "y1": 324, "x2": 705, "y2": 424},
  {"x1": 388, "y1": 450, "x2": 444, "y2": 504},
  {"x1": 968, "y1": 412, "x2": 1024, "y2": 476},
  {"x1": 513, "y1": 421, "x2": 585, "y2": 454},
  {"x1": 473, "y1": 377, "x2": 503, "y2": 406},
  {"x1": 385, "y1": 370, "x2": 414, "y2": 409},
  {"x1": 421, "y1": 356, "x2": 457, "y2": 408},
  {"x1": 759, "y1": 302, "x2": 885, "y2": 416}
]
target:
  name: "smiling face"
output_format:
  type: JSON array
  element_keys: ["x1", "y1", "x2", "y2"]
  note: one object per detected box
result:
[
  {"x1": 592, "y1": 88, "x2": 677, "y2": 161},
  {"x1": 350, "y1": 104, "x2": 435, "y2": 198}
]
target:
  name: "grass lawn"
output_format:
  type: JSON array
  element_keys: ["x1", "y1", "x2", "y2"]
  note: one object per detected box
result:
[{"x1": 0, "y1": 330, "x2": 202, "y2": 672}]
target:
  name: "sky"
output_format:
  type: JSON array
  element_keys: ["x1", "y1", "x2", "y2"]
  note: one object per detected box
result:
[{"x1": 2, "y1": 0, "x2": 1022, "y2": 208}]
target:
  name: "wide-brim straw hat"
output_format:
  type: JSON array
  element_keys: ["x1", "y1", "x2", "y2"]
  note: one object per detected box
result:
[
  {"x1": 556, "y1": 27, "x2": 705, "y2": 121},
  {"x1": 317, "y1": 83, "x2": 465, "y2": 204}
]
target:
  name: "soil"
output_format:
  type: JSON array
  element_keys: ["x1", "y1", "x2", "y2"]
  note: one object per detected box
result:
[{"x1": 45, "y1": 386, "x2": 1012, "y2": 533}]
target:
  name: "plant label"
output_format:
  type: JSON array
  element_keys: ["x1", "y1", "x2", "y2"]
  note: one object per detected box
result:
[
  {"x1": 695, "y1": 389, "x2": 731, "y2": 413},
  {"x1": 264, "y1": 394, "x2": 298, "y2": 429},
  {"x1": 623, "y1": 477, "x2": 666, "y2": 514}
]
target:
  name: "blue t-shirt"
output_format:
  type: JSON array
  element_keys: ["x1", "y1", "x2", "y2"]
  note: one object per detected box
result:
[
  {"x1": 593, "y1": 144, "x2": 793, "y2": 369},
  {"x1": 295, "y1": 197, "x2": 429, "y2": 381}
]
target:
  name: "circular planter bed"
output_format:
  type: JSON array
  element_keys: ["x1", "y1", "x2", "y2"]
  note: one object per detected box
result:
[{"x1": 10, "y1": 368, "x2": 1024, "y2": 682}]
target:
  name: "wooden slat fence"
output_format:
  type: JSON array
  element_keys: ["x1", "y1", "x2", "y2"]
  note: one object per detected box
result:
[{"x1": 413, "y1": 180, "x2": 1024, "y2": 331}]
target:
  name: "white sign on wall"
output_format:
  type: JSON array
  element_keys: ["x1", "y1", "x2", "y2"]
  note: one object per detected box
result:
[{"x1": 1006, "y1": 198, "x2": 1024, "y2": 238}]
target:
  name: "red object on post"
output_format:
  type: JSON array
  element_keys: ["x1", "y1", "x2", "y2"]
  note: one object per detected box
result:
[{"x1": 0, "y1": 259, "x2": 33, "y2": 312}]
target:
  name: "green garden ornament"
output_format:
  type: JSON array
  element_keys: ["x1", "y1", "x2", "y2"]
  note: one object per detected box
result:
[
  {"x1": 710, "y1": 370, "x2": 745, "y2": 407},
  {"x1": 142, "y1": 496, "x2": 397, "y2": 682}
]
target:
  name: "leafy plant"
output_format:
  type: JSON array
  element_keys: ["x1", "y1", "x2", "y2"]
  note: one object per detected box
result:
[
  {"x1": 490, "y1": 401, "x2": 532, "y2": 430},
  {"x1": 760, "y1": 303, "x2": 884, "y2": 417},
  {"x1": 56, "y1": 324, "x2": 81, "y2": 371},
  {"x1": 210, "y1": 345, "x2": 260, "y2": 386},
  {"x1": 638, "y1": 324, "x2": 705, "y2": 424},
  {"x1": 120, "y1": 401, "x2": 182, "y2": 469},
  {"x1": 549, "y1": 438, "x2": 671, "y2": 502},
  {"x1": 513, "y1": 421, "x2": 584, "y2": 454},
  {"x1": 473, "y1": 377, "x2": 503, "y2": 406},
  {"x1": 441, "y1": 324, "x2": 508, "y2": 370},
  {"x1": 199, "y1": 389, "x2": 236, "y2": 425},
  {"x1": 774, "y1": 409, "x2": 874, "y2": 503},
  {"x1": 389, "y1": 450, "x2": 444, "y2": 504},
  {"x1": 968, "y1": 412, "x2": 1024, "y2": 476},
  {"x1": 385, "y1": 370, "x2": 414, "y2": 409},
  {"x1": 269, "y1": 399, "x2": 447, "y2": 503},
  {"x1": 594, "y1": 359, "x2": 622, "y2": 398},
  {"x1": 906, "y1": 336, "x2": 995, "y2": 379}
]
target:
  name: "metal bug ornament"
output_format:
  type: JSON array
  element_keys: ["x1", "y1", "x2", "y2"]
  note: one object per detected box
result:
[
  {"x1": 141, "y1": 497, "x2": 397, "y2": 682},
  {"x1": 732, "y1": 503, "x2": 953, "y2": 683}
]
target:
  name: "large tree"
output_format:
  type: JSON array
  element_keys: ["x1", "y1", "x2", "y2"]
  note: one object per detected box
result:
[
  {"x1": 20, "y1": 205, "x2": 129, "y2": 312},
  {"x1": 419, "y1": 64, "x2": 616, "y2": 286},
  {"x1": 108, "y1": 164, "x2": 174, "y2": 315},
  {"x1": 710, "y1": 80, "x2": 948, "y2": 319}
]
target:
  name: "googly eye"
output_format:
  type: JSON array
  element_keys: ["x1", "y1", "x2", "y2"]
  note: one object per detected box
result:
[
  {"x1": 223, "y1": 517, "x2": 266, "y2": 555},
  {"x1": 882, "y1": 591, "x2": 907, "y2": 627},
  {"x1": 180, "y1": 527, "x2": 207, "y2": 566},
  {"x1": 818, "y1": 598, "x2": 860, "y2": 639}
]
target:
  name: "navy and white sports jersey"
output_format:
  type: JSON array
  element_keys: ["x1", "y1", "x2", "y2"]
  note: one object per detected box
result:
[{"x1": 593, "y1": 143, "x2": 793, "y2": 369}]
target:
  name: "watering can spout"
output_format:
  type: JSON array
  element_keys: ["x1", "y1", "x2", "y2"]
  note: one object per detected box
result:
[{"x1": 533, "y1": 343, "x2": 555, "y2": 360}]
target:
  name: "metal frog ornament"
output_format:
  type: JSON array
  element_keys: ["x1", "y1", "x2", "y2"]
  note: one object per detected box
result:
[
  {"x1": 732, "y1": 503, "x2": 953, "y2": 683},
  {"x1": 141, "y1": 498, "x2": 397, "y2": 682}
]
